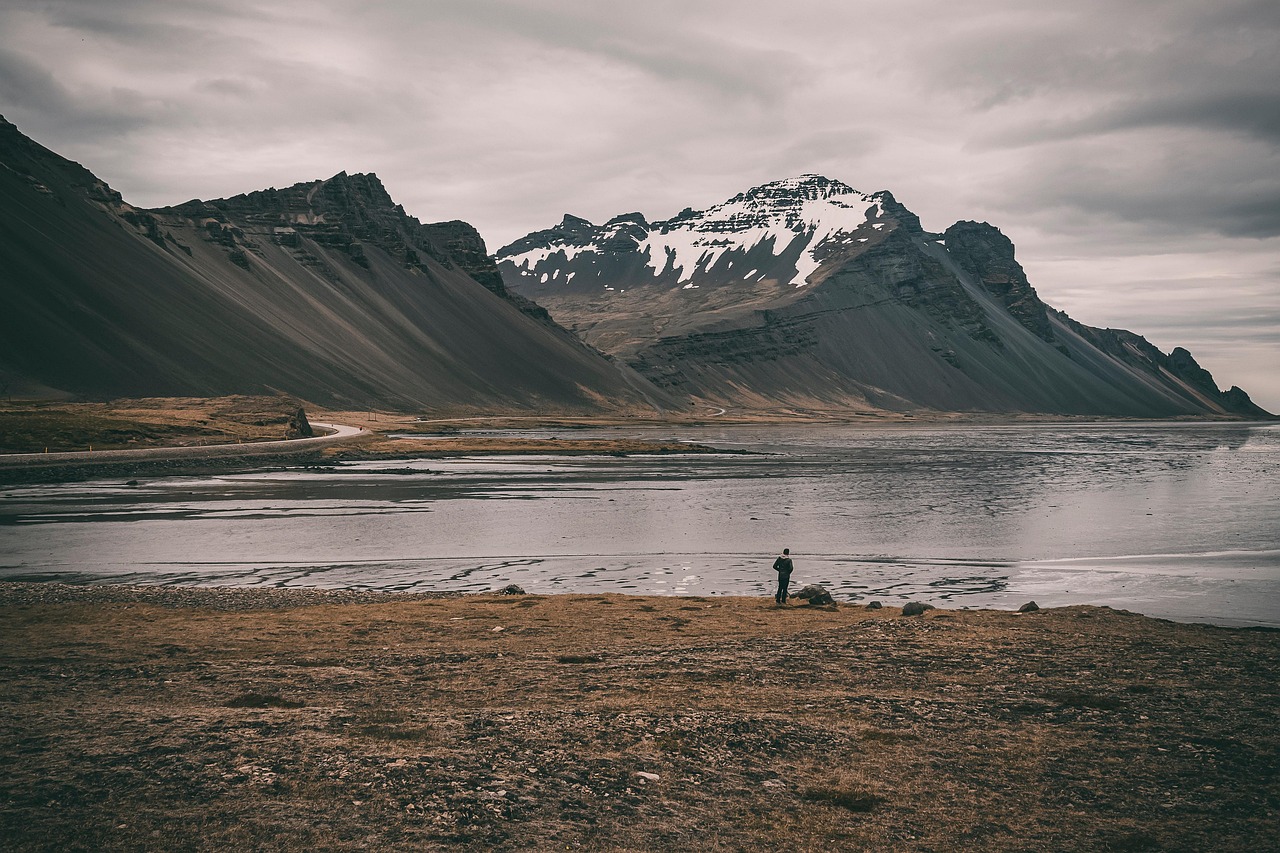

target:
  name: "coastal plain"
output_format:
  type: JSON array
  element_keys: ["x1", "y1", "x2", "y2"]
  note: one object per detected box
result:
[{"x1": 1, "y1": 585, "x2": 1276, "y2": 851}]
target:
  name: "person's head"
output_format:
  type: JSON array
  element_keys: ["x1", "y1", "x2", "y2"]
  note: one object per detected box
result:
[{"x1": 783, "y1": 548, "x2": 789, "y2": 555}]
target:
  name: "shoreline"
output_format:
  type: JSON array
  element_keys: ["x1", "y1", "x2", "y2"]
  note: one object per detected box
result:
[
  {"x1": 2, "y1": 580, "x2": 1275, "y2": 632},
  {"x1": 2, "y1": 583, "x2": 1277, "y2": 850},
  {"x1": 1, "y1": 414, "x2": 1271, "y2": 486},
  {"x1": 0, "y1": 432, "x2": 740, "y2": 485}
]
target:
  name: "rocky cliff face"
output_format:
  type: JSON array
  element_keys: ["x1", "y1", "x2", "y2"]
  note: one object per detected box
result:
[
  {"x1": 498, "y1": 175, "x2": 1270, "y2": 418},
  {"x1": 164, "y1": 172, "x2": 483, "y2": 280},
  {"x1": 0, "y1": 116, "x2": 675, "y2": 412},
  {"x1": 942, "y1": 221, "x2": 1059, "y2": 348},
  {"x1": 159, "y1": 173, "x2": 552, "y2": 325}
]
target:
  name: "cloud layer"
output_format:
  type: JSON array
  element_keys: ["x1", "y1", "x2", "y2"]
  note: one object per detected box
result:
[{"x1": 2, "y1": 0, "x2": 1276, "y2": 408}]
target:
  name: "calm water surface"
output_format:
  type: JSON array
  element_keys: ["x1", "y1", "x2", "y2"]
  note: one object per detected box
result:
[{"x1": 2, "y1": 422, "x2": 1277, "y2": 626}]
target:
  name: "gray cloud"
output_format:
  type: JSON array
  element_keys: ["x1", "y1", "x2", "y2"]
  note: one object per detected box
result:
[
  {"x1": 1051, "y1": 92, "x2": 1280, "y2": 148},
  {"x1": 0, "y1": 0, "x2": 1276, "y2": 408}
]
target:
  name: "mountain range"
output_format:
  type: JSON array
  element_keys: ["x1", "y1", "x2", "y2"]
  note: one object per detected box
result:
[
  {"x1": 497, "y1": 175, "x2": 1270, "y2": 418},
  {"x1": 0, "y1": 115, "x2": 1269, "y2": 419},
  {"x1": 0, "y1": 116, "x2": 670, "y2": 413}
]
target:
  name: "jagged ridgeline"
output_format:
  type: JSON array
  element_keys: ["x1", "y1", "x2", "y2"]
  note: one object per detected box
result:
[
  {"x1": 0, "y1": 116, "x2": 673, "y2": 412},
  {"x1": 496, "y1": 175, "x2": 1271, "y2": 417}
]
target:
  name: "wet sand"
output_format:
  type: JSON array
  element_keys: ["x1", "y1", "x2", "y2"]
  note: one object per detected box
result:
[{"x1": 1, "y1": 584, "x2": 1277, "y2": 851}]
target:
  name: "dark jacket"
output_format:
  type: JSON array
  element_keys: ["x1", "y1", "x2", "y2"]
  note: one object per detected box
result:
[{"x1": 772, "y1": 556, "x2": 793, "y2": 576}]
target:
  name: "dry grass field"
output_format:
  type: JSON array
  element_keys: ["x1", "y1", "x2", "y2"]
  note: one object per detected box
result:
[
  {"x1": 0, "y1": 397, "x2": 310, "y2": 453},
  {"x1": 1, "y1": 585, "x2": 1276, "y2": 851},
  {"x1": 0, "y1": 398, "x2": 732, "y2": 484}
]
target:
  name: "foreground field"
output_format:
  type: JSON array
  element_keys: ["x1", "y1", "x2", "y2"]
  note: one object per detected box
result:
[{"x1": 1, "y1": 585, "x2": 1276, "y2": 851}]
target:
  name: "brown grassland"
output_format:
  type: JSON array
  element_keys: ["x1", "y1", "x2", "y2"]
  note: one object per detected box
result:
[
  {"x1": 0, "y1": 397, "x2": 312, "y2": 454},
  {"x1": 1, "y1": 584, "x2": 1276, "y2": 851},
  {"x1": 0, "y1": 399, "x2": 732, "y2": 485}
]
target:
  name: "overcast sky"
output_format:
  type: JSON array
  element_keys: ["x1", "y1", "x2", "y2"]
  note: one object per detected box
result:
[{"x1": 2, "y1": 0, "x2": 1277, "y2": 409}]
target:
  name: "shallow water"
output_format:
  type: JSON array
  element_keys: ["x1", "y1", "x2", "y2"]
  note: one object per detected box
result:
[{"x1": 2, "y1": 422, "x2": 1278, "y2": 626}]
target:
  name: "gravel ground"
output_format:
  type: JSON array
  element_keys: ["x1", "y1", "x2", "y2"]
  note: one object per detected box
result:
[{"x1": 1, "y1": 585, "x2": 1278, "y2": 851}]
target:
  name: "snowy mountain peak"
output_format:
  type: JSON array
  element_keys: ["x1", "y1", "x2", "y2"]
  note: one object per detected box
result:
[
  {"x1": 664, "y1": 174, "x2": 877, "y2": 239},
  {"x1": 734, "y1": 174, "x2": 861, "y2": 203},
  {"x1": 496, "y1": 175, "x2": 898, "y2": 292}
]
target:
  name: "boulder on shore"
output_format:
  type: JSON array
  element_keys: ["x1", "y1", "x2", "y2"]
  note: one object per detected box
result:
[
  {"x1": 1019, "y1": 601, "x2": 1040, "y2": 613},
  {"x1": 793, "y1": 585, "x2": 836, "y2": 606},
  {"x1": 901, "y1": 601, "x2": 935, "y2": 617},
  {"x1": 865, "y1": 601, "x2": 882, "y2": 610},
  {"x1": 497, "y1": 584, "x2": 526, "y2": 595}
]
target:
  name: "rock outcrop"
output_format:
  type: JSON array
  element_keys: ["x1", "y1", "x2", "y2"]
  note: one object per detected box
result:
[
  {"x1": 793, "y1": 585, "x2": 836, "y2": 606},
  {"x1": 285, "y1": 407, "x2": 313, "y2": 439},
  {"x1": 942, "y1": 221, "x2": 1058, "y2": 347}
]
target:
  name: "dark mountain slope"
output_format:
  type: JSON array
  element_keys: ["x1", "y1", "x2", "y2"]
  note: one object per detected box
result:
[
  {"x1": 0, "y1": 117, "x2": 672, "y2": 412},
  {"x1": 497, "y1": 175, "x2": 1269, "y2": 418}
]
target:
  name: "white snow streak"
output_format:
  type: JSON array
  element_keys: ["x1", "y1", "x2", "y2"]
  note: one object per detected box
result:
[{"x1": 500, "y1": 176, "x2": 885, "y2": 289}]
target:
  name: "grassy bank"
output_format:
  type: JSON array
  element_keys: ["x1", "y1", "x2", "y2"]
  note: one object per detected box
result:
[
  {"x1": 1, "y1": 585, "x2": 1276, "y2": 850},
  {"x1": 0, "y1": 397, "x2": 310, "y2": 454}
]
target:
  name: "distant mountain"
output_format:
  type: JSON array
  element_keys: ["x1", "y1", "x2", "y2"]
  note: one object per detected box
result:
[
  {"x1": 497, "y1": 175, "x2": 1271, "y2": 418},
  {"x1": 0, "y1": 116, "x2": 674, "y2": 413}
]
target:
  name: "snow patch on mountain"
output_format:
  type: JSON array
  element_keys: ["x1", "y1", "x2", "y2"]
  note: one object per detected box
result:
[{"x1": 497, "y1": 174, "x2": 883, "y2": 289}]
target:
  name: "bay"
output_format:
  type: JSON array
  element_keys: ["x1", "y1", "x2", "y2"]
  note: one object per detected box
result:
[{"x1": 2, "y1": 421, "x2": 1277, "y2": 626}]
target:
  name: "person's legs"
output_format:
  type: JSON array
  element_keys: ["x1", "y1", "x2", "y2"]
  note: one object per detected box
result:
[{"x1": 778, "y1": 575, "x2": 790, "y2": 603}]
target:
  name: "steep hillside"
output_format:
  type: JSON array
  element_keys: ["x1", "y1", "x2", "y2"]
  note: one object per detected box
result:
[
  {"x1": 497, "y1": 175, "x2": 1270, "y2": 418},
  {"x1": 0, "y1": 116, "x2": 672, "y2": 413}
]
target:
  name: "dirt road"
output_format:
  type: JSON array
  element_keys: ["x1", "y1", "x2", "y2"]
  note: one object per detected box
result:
[{"x1": 0, "y1": 421, "x2": 366, "y2": 470}]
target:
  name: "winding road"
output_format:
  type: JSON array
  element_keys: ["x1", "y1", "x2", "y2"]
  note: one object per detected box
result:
[{"x1": 0, "y1": 421, "x2": 367, "y2": 469}]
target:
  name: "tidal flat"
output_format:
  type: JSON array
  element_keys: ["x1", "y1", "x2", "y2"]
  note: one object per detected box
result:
[
  {"x1": 1, "y1": 584, "x2": 1277, "y2": 851},
  {"x1": 4, "y1": 421, "x2": 1277, "y2": 626}
]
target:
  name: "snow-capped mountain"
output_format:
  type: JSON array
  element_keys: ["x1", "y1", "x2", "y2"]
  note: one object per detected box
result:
[
  {"x1": 496, "y1": 176, "x2": 1270, "y2": 418},
  {"x1": 497, "y1": 175, "x2": 910, "y2": 295}
]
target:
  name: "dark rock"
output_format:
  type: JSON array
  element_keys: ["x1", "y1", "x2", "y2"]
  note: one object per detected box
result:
[
  {"x1": 1018, "y1": 601, "x2": 1040, "y2": 613},
  {"x1": 901, "y1": 601, "x2": 935, "y2": 617},
  {"x1": 420, "y1": 219, "x2": 503, "y2": 287},
  {"x1": 273, "y1": 226, "x2": 300, "y2": 247},
  {"x1": 348, "y1": 241, "x2": 369, "y2": 269},
  {"x1": 125, "y1": 480, "x2": 139, "y2": 486},
  {"x1": 1220, "y1": 385, "x2": 1273, "y2": 418},
  {"x1": 871, "y1": 189, "x2": 923, "y2": 234},
  {"x1": 944, "y1": 220, "x2": 1057, "y2": 346},
  {"x1": 492, "y1": 214, "x2": 598, "y2": 268},
  {"x1": 498, "y1": 584, "x2": 526, "y2": 595},
  {"x1": 865, "y1": 601, "x2": 882, "y2": 610},
  {"x1": 793, "y1": 584, "x2": 835, "y2": 606},
  {"x1": 1168, "y1": 349, "x2": 1274, "y2": 417},
  {"x1": 1166, "y1": 346, "x2": 1219, "y2": 397},
  {"x1": 285, "y1": 407, "x2": 313, "y2": 439}
]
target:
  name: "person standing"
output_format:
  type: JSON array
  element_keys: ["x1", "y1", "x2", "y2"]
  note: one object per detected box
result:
[{"x1": 773, "y1": 548, "x2": 794, "y2": 605}]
